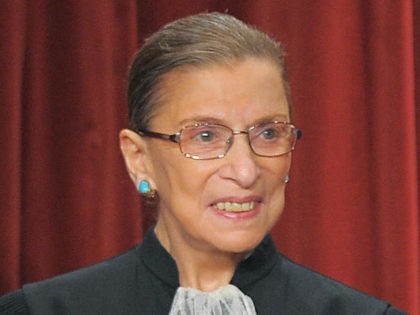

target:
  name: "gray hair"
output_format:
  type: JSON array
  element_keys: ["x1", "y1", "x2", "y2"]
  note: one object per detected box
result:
[{"x1": 127, "y1": 12, "x2": 290, "y2": 131}]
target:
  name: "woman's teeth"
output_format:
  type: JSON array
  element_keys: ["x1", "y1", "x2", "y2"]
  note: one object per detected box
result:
[{"x1": 215, "y1": 201, "x2": 257, "y2": 212}]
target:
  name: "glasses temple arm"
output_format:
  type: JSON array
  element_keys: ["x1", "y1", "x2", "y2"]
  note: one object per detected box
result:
[{"x1": 138, "y1": 130, "x2": 180, "y2": 143}]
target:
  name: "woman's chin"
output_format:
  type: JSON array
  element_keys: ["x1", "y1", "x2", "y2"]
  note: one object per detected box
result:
[{"x1": 211, "y1": 231, "x2": 266, "y2": 255}]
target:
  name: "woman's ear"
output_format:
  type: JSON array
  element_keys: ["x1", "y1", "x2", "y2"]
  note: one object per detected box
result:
[{"x1": 119, "y1": 129, "x2": 152, "y2": 186}]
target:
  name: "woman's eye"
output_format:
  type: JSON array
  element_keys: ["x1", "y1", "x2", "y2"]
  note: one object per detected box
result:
[
  {"x1": 194, "y1": 131, "x2": 215, "y2": 142},
  {"x1": 261, "y1": 128, "x2": 278, "y2": 140}
]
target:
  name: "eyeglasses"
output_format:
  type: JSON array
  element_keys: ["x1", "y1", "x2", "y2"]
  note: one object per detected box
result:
[{"x1": 138, "y1": 121, "x2": 302, "y2": 160}]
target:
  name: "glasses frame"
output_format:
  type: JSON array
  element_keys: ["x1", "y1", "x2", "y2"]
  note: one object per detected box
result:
[{"x1": 138, "y1": 121, "x2": 302, "y2": 160}]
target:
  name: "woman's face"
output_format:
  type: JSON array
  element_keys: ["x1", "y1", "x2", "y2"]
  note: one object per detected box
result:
[{"x1": 145, "y1": 58, "x2": 291, "y2": 255}]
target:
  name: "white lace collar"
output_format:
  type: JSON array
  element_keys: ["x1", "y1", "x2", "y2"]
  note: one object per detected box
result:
[{"x1": 169, "y1": 284, "x2": 257, "y2": 315}]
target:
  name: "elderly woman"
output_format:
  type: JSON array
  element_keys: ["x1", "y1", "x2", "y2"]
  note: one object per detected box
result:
[{"x1": 0, "y1": 12, "x2": 406, "y2": 315}]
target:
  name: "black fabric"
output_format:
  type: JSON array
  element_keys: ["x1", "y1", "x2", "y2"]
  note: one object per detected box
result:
[
  {"x1": 0, "y1": 290, "x2": 29, "y2": 315},
  {"x1": 0, "y1": 228, "x2": 408, "y2": 314}
]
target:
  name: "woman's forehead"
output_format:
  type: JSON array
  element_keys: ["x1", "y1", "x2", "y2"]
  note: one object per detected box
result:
[{"x1": 150, "y1": 58, "x2": 289, "y2": 130}]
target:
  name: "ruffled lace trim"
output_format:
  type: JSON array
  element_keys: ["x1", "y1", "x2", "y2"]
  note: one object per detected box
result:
[{"x1": 169, "y1": 284, "x2": 257, "y2": 315}]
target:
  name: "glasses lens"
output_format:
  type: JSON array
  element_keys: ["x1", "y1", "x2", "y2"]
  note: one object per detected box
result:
[
  {"x1": 249, "y1": 122, "x2": 297, "y2": 156},
  {"x1": 179, "y1": 124, "x2": 232, "y2": 159}
]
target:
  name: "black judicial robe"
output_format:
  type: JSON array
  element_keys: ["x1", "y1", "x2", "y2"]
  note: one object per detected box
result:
[{"x1": 0, "y1": 228, "x2": 408, "y2": 314}]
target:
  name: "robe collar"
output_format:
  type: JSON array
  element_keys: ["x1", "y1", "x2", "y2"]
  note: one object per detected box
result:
[{"x1": 138, "y1": 226, "x2": 280, "y2": 290}]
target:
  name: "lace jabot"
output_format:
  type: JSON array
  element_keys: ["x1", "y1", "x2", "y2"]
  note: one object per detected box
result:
[{"x1": 169, "y1": 284, "x2": 257, "y2": 315}]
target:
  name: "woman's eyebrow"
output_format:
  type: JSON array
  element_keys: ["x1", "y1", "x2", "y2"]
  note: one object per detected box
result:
[
  {"x1": 249, "y1": 114, "x2": 290, "y2": 126},
  {"x1": 178, "y1": 116, "x2": 226, "y2": 126},
  {"x1": 177, "y1": 113, "x2": 290, "y2": 128}
]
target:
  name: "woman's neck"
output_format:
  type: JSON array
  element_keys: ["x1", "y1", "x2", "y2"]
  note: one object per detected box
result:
[{"x1": 154, "y1": 220, "x2": 248, "y2": 292}]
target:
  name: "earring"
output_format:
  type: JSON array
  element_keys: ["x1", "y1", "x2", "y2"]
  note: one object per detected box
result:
[
  {"x1": 284, "y1": 175, "x2": 290, "y2": 184},
  {"x1": 138, "y1": 180, "x2": 157, "y2": 198}
]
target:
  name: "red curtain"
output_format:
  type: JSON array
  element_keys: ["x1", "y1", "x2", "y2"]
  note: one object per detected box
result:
[{"x1": 1, "y1": 1, "x2": 418, "y2": 314}]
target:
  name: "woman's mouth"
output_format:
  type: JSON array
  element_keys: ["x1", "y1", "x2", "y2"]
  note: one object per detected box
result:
[{"x1": 214, "y1": 201, "x2": 258, "y2": 212}]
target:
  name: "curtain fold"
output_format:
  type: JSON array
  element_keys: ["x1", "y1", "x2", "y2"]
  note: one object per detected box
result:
[
  {"x1": 0, "y1": 1, "x2": 418, "y2": 313},
  {"x1": 0, "y1": 0, "x2": 142, "y2": 290},
  {"x1": 0, "y1": 0, "x2": 27, "y2": 295}
]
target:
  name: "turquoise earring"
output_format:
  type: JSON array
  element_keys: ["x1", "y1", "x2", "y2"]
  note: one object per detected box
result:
[{"x1": 138, "y1": 180, "x2": 157, "y2": 198}]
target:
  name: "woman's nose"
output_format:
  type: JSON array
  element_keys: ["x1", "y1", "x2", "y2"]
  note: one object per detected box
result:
[{"x1": 218, "y1": 135, "x2": 260, "y2": 188}]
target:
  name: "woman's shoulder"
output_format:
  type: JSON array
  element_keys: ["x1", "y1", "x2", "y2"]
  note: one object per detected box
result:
[
  {"x1": 26, "y1": 245, "x2": 139, "y2": 291},
  {"x1": 273, "y1": 252, "x2": 408, "y2": 314},
  {"x1": 0, "y1": 289, "x2": 30, "y2": 315},
  {"x1": 0, "y1": 246, "x2": 141, "y2": 315},
  {"x1": 277, "y1": 253, "x2": 374, "y2": 297}
]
